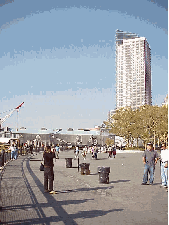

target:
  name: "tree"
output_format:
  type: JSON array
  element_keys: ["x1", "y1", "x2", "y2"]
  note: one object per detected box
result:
[
  {"x1": 107, "y1": 107, "x2": 134, "y2": 148},
  {"x1": 106, "y1": 105, "x2": 168, "y2": 149},
  {"x1": 105, "y1": 138, "x2": 114, "y2": 146}
]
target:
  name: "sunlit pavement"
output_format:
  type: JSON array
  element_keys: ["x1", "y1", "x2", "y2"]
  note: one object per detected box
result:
[{"x1": 0, "y1": 150, "x2": 167, "y2": 225}]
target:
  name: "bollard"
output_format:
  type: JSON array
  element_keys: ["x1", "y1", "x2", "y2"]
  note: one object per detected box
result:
[
  {"x1": 98, "y1": 166, "x2": 110, "y2": 184},
  {"x1": 65, "y1": 158, "x2": 73, "y2": 168},
  {"x1": 80, "y1": 163, "x2": 90, "y2": 175}
]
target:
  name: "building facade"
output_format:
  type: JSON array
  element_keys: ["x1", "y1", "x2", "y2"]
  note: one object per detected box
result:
[
  {"x1": 0, "y1": 127, "x2": 115, "y2": 148},
  {"x1": 116, "y1": 30, "x2": 152, "y2": 109}
]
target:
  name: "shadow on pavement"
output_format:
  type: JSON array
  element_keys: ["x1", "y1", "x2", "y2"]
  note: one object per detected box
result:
[
  {"x1": 2, "y1": 198, "x2": 95, "y2": 211},
  {"x1": 58, "y1": 185, "x2": 114, "y2": 194},
  {"x1": 92, "y1": 158, "x2": 108, "y2": 160},
  {"x1": 151, "y1": 182, "x2": 161, "y2": 186},
  {"x1": 1, "y1": 208, "x2": 124, "y2": 224},
  {"x1": 74, "y1": 208, "x2": 123, "y2": 219},
  {"x1": 109, "y1": 180, "x2": 130, "y2": 184},
  {"x1": 13, "y1": 158, "x2": 121, "y2": 225}
]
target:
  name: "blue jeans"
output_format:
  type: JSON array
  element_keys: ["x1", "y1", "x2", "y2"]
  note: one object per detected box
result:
[
  {"x1": 143, "y1": 164, "x2": 154, "y2": 184},
  {"x1": 161, "y1": 162, "x2": 168, "y2": 187},
  {"x1": 11, "y1": 151, "x2": 15, "y2": 159},
  {"x1": 14, "y1": 150, "x2": 18, "y2": 160}
]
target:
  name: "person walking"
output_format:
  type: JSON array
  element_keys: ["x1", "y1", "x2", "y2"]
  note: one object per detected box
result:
[
  {"x1": 55, "y1": 144, "x2": 60, "y2": 159},
  {"x1": 20, "y1": 143, "x2": 23, "y2": 155},
  {"x1": 91, "y1": 146, "x2": 94, "y2": 158},
  {"x1": 14, "y1": 143, "x2": 18, "y2": 160},
  {"x1": 142, "y1": 142, "x2": 158, "y2": 185},
  {"x1": 74, "y1": 146, "x2": 79, "y2": 159},
  {"x1": 9, "y1": 144, "x2": 15, "y2": 160},
  {"x1": 160, "y1": 143, "x2": 168, "y2": 191},
  {"x1": 81, "y1": 148, "x2": 86, "y2": 160},
  {"x1": 43, "y1": 146, "x2": 56, "y2": 194},
  {"x1": 108, "y1": 146, "x2": 112, "y2": 158},
  {"x1": 112, "y1": 145, "x2": 116, "y2": 158},
  {"x1": 94, "y1": 146, "x2": 97, "y2": 159},
  {"x1": 29, "y1": 144, "x2": 33, "y2": 155}
]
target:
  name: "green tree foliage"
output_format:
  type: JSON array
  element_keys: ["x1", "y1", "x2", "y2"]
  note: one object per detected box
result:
[
  {"x1": 106, "y1": 105, "x2": 168, "y2": 148},
  {"x1": 105, "y1": 138, "x2": 114, "y2": 146}
]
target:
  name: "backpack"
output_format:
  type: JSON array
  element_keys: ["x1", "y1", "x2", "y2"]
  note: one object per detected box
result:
[{"x1": 40, "y1": 162, "x2": 44, "y2": 171}]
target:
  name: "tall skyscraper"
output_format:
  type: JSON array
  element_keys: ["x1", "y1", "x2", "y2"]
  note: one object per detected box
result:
[{"x1": 115, "y1": 30, "x2": 152, "y2": 109}]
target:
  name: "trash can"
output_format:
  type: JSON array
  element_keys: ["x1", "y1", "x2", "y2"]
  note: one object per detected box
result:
[
  {"x1": 98, "y1": 166, "x2": 110, "y2": 184},
  {"x1": 80, "y1": 163, "x2": 90, "y2": 175},
  {"x1": 65, "y1": 158, "x2": 73, "y2": 168}
]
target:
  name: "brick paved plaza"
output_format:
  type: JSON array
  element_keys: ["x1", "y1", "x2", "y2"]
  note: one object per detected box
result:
[{"x1": 0, "y1": 150, "x2": 168, "y2": 225}]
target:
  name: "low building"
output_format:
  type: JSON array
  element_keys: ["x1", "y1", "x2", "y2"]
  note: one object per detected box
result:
[{"x1": 0, "y1": 127, "x2": 115, "y2": 148}]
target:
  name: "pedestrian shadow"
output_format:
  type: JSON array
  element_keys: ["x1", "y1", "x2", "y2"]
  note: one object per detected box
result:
[
  {"x1": 1, "y1": 208, "x2": 124, "y2": 224},
  {"x1": 152, "y1": 182, "x2": 161, "y2": 186},
  {"x1": 19, "y1": 159, "x2": 117, "y2": 225},
  {"x1": 72, "y1": 208, "x2": 124, "y2": 219},
  {"x1": 109, "y1": 180, "x2": 130, "y2": 184},
  {"x1": 29, "y1": 159, "x2": 42, "y2": 161},
  {"x1": 58, "y1": 185, "x2": 114, "y2": 193},
  {"x1": 92, "y1": 158, "x2": 108, "y2": 160},
  {"x1": 2, "y1": 198, "x2": 95, "y2": 211}
]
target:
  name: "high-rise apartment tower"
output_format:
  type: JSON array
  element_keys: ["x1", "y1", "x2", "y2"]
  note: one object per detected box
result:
[{"x1": 116, "y1": 30, "x2": 152, "y2": 109}]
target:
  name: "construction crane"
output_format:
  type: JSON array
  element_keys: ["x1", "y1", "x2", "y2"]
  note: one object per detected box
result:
[{"x1": 0, "y1": 102, "x2": 24, "y2": 130}]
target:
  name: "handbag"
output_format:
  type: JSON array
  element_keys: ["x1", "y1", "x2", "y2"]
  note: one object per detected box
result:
[{"x1": 40, "y1": 162, "x2": 44, "y2": 171}]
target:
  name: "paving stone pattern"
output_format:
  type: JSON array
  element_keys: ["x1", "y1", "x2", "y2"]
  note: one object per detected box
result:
[{"x1": 0, "y1": 150, "x2": 168, "y2": 225}]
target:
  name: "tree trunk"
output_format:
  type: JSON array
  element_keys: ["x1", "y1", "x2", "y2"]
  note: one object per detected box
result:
[
  {"x1": 136, "y1": 138, "x2": 138, "y2": 148},
  {"x1": 166, "y1": 133, "x2": 168, "y2": 146},
  {"x1": 144, "y1": 141, "x2": 146, "y2": 150},
  {"x1": 154, "y1": 131, "x2": 156, "y2": 149}
]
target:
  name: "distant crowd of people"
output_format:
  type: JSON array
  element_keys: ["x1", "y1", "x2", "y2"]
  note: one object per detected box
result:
[
  {"x1": 73, "y1": 145, "x2": 117, "y2": 160},
  {"x1": 41, "y1": 141, "x2": 168, "y2": 194},
  {"x1": 6, "y1": 140, "x2": 168, "y2": 194},
  {"x1": 7, "y1": 142, "x2": 118, "y2": 161},
  {"x1": 7, "y1": 142, "x2": 45, "y2": 160}
]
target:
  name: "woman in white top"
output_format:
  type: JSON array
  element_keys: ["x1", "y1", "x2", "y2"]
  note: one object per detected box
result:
[{"x1": 160, "y1": 143, "x2": 168, "y2": 189}]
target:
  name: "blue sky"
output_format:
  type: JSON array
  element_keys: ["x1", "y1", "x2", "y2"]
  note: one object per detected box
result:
[{"x1": 0, "y1": 0, "x2": 168, "y2": 130}]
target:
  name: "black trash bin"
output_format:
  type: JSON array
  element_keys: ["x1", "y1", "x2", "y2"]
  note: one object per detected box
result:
[
  {"x1": 98, "y1": 166, "x2": 110, "y2": 184},
  {"x1": 80, "y1": 163, "x2": 90, "y2": 175},
  {"x1": 65, "y1": 158, "x2": 73, "y2": 168}
]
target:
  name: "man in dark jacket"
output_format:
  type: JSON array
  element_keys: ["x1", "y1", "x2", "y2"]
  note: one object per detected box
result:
[{"x1": 43, "y1": 146, "x2": 56, "y2": 193}]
